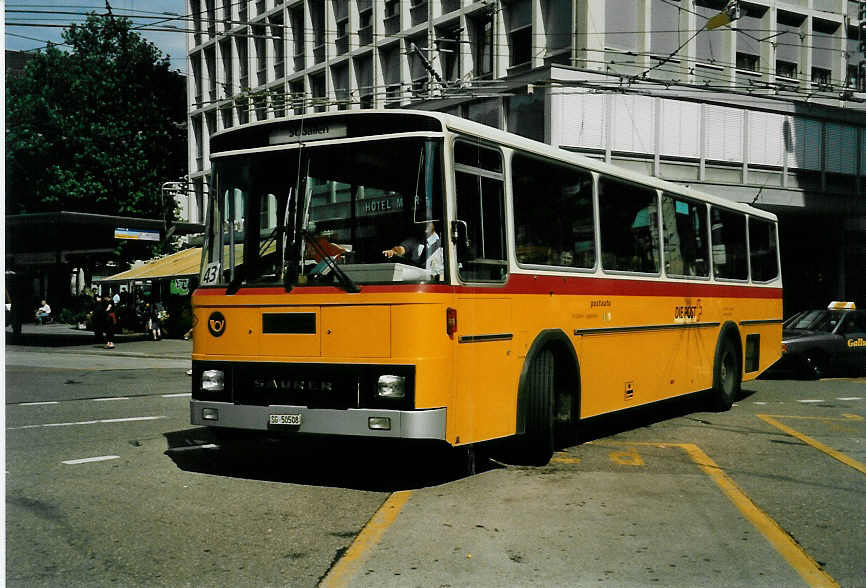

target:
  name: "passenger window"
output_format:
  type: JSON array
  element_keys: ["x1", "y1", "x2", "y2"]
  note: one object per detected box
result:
[
  {"x1": 454, "y1": 141, "x2": 502, "y2": 173},
  {"x1": 513, "y1": 154, "x2": 595, "y2": 269},
  {"x1": 840, "y1": 312, "x2": 866, "y2": 335},
  {"x1": 599, "y1": 178, "x2": 660, "y2": 273},
  {"x1": 710, "y1": 207, "x2": 748, "y2": 280},
  {"x1": 455, "y1": 173, "x2": 507, "y2": 281},
  {"x1": 748, "y1": 217, "x2": 778, "y2": 282},
  {"x1": 661, "y1": 195, "x2": 709, "y2": 277}
]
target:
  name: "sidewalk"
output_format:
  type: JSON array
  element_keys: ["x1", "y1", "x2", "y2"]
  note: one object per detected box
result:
[{"x1": 5, "y1": 322, "x2": 192, "y2": 360}]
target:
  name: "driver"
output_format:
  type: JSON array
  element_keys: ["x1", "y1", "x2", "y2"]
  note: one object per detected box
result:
[{"x1": 382, "y1": 221, "x2": 443, "y2": 275}]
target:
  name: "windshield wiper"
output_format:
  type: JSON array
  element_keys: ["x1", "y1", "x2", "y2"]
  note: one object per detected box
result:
[{"x1": 301, "y1": 230, "x2": 360, "y2": 293}]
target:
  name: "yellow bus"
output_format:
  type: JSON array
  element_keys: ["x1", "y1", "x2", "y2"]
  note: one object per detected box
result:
[{"x1": 190, "y1": 110, "x2": 782, "y2": 465}]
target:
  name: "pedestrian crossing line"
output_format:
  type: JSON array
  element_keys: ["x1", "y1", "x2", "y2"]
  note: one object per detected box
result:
[
  {"x1": 8, "y1": 415, "x2": 166, "y2": 430},
  {"x1": 62, "y1": 455, "x2": 120, "y2": 465}
]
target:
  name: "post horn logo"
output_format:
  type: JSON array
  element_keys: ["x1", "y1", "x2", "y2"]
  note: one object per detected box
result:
[{"x1": 207, "y1": 311, "x2": 226, "y2": 337}]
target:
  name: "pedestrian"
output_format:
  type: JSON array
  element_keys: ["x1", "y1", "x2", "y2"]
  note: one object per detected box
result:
[
  {"x1": 147, "y1": 303, "x2": 162, "y2": 341},
  {"x1": 101, "y1": 295, "x2": 116, "y2": 349},
  {"x1": 35, "y1": 300, "x2": 52, "y2": 325}
]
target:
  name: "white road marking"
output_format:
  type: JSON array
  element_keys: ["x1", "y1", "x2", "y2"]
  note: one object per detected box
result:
[
  {"x1": 19, "y1": 401, "x2": 59, "y2": 406},
  {"x1": 8, "y1": 415, "x2": 166, "y2": 430},
  {"x1": 753, "y1": 401, "x2": 768, "y2": 405},
  {"x1": 167, "y1": 443, "x2": 218, "y2": 452},
  {"x1": 837, "y1": 397, "x2": 863, "y2": 401},
  {"x1": 62, "y1": 455, "x2": 120, "y2": 465},
  {"x1": 93, "y1": 397, "x2": 130, "y2": 402},
  {"x1": 797, "y1": 399, "x2": 824, "y2": 403},
  {"x1": 162, "y1": 393, "x2": 192, "y2": 398}
]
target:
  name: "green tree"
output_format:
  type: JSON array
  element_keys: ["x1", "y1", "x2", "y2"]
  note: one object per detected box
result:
[{"x1": 6, "y1": 14, "x2": 186, "y2": 221}]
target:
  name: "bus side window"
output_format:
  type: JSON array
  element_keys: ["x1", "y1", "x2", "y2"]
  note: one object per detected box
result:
[
  {"x1": 454, "y1": 172, "x2": 507, "y2": 282},
  {"x1": 599, "y1": 177, "x2": 660, "y2": 274},
  {"x1": 748, "y1": 217, "x2": 779, "y2": 282},
  {"x1": 711, "y1": 207, "x2": 748, "y2": 280},
  {"x1": 661, "y1": 195, "x2": 709, "y2": 278},
  {"x1": 513, "y1": 153, "x2": 595, "y2": 269}
]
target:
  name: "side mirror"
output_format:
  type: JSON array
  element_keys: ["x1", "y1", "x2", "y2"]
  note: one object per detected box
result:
[{"x1": 451, "y1": 219, "x2": 470, "y2": 249}]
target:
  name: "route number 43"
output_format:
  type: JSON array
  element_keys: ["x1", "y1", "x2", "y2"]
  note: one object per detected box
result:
[{"x1": 202, "y1": 262, "x2": 221, "y2": 285}]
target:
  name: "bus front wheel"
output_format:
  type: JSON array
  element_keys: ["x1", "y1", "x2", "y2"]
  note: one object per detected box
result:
[
  {"x1": 515, "y1": 348, "x2": 555, "y2": 466},
  {"x1": 711, "y1": 335, "x2": 741, "y2": 411}
]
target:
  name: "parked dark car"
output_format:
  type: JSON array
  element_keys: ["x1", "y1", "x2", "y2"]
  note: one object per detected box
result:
[{"x1": 775, "y1": 302, "x2": 866, "y2": 379}]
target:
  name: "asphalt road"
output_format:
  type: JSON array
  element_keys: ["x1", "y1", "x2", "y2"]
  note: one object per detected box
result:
[{"x1": 5, "y1": 340, "x2": 865, "y2": 587}]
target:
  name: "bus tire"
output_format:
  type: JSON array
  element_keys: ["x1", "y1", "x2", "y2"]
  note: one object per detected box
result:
[
  {"x1": 517, "y1": 348, "x2": 555, "y2": 466},
  {"x1": 711, "y1": 333, "x2": 741, "y2": 411}
]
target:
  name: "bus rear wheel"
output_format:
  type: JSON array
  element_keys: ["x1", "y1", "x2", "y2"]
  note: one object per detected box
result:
[
  {"x1": 515, "y1": 348, "x2": 555, "y2": 466},
  {"x1": 711, "y1": 336, "x2": 741, "y2": 411}
]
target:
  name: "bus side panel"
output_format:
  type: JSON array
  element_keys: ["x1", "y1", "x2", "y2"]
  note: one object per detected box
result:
[
  {"x1": 390, "y1": 301, "x2": 455, "y2": 417},
  {"x1": 452, "y1": 297, "x2": 517, "y2": 445}
]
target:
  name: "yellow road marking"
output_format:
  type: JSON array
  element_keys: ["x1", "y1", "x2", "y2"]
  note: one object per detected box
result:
[
  {"x1": 551, "y1": 451, "x2": 582, "y2": 464},
  {"x1": 609, "y1": 445, "x2": 645, "y2": 466},
  {"x1": 600, "y1": 441, "x2": 839, "y2": 588},
  {"x1": 757, "y1": 414, "x2": 864, "y2": 422},
  {"x1": 757, "y1": 414, "x2": 866, "y2": 476},
  {"x1": 319, "y1": 490, "x2": 411, "y2": 588}
]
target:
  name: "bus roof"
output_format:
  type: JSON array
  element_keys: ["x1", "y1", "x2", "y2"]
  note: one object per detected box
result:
[{"x1": 209, "y1": 109, "x2": 777, "y2": 222}]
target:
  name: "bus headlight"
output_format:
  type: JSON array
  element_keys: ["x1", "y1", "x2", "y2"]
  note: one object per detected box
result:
[
  {"x1": 377, "y1": 375, "x2": 405, "y2": 399},
  {"x1": 201, "y1": 369, "x2": 224, "y2": 392}
]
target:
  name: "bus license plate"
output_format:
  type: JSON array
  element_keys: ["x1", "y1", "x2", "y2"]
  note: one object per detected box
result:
[{"x1": 269, "y1": 414, "x2": 302, "y2": 426}]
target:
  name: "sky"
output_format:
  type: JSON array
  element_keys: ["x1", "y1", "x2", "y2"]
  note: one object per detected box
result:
[{"x1": 5, "y1": 0, "x2": 190, "y2": 73}]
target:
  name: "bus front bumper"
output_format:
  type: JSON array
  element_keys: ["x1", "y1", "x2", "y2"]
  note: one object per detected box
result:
[{"x1": 190, "y1": 400, "x2": 447, "y2": 440}]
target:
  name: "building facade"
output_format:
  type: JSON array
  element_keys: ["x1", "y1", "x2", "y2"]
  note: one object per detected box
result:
[{"x1": 186, "y1": 0, "x2": 866, "y2": 312}]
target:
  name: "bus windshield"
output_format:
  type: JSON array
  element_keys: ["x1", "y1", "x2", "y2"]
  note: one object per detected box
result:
[{"x1": 203, "y1": 137, "x2": 445, "y2": 289}]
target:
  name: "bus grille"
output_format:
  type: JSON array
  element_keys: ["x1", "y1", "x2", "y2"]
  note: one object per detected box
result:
[{"x1": 192, "y1": 361, "x2": 415, "y2": 411}]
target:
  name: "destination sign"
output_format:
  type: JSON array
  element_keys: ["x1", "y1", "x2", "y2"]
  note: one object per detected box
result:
[{"x1": 269, "y1": 122, "x2": 348, "y2": 145}]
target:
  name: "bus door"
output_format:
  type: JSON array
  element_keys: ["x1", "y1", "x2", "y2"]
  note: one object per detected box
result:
[{"x1": 451, "y1": 142, "x2": 514, "y2": 444}]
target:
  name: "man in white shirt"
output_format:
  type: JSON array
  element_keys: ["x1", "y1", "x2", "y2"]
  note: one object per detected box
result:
[
  {"x1": 35, "y1": 300, "x2": 51, "y2": 325},
  {"x1": 382, "y1": 222, "x2": 443, "y2": 277}
]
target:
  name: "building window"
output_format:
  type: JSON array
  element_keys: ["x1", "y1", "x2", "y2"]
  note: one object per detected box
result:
[
  {"x1": 467, "y1": 99, "x2": 500, "y2": 128},
  {"x1": 437, "y1": 26, "x2": 462, "y2": 83},
  {"x1": 310, "y1": 3, "x2": 325, "y2": 64},
  {"x1": 775, "y1": 11, "x2": 803, "y2": 79},
  {"x1": 310, "y1": 74, "x2": 326, "y2": 112},
  {"x1": 221, "y1": 104, "x2": 233, "y2": 129},
  {"x1": 776, "y1": 60, "x2": 798, "y2": 79},
  {"x1": 290, "y1": 7, "x2": 305, "y2": 71},
  {"x1": 471, "y1": 14, "x2": 493, "y2": 77},
  {"x1": 290, "y1": 81, "x2": 305, "y2": 114},
  {"x1": 507, "y1": 0, "x2": 532, "y2": 67},
  {"x1": 359, "y1": 7, "x2": 373, "y2": 45},
  {"x1": 410, "y1": 0, "x2": 428, "y2": 27},
  {"x1": 811, "y1": 67, "x2": 831, "y2": 86},
  {"x1": 384, "y1": 0, "x2": 401, "y2": 34},
  {"x1": 736, "y1": 52, "x2": 759, "y2": 72},
  {"x1": 385, "y1": 84, "x2": 402, "y2": 108},
  {"x1": 237, "y1": 36, "x2": 248, "y2": 90},
  {"x1": 270, "y1": 17, "x2": 284, "y2": 79},
  {"x1": 220, "y1": 40, "x2": 233, "y2": 98},
  {"x1": 192, "y1": 0, "x2": 202, "y2": 45},
  {"x1": 506, "y1": 91, "x2": 544, "y2": 141}
]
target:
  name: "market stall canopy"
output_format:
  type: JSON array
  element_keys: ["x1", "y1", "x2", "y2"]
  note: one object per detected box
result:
[{"x1": 100, "y1": 247, "x2": 202, "y2": 282}]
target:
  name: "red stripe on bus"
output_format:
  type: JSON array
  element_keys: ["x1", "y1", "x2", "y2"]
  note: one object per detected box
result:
[{"x1": 193, "y1": 275, "x2": 781, "y2": 299}]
